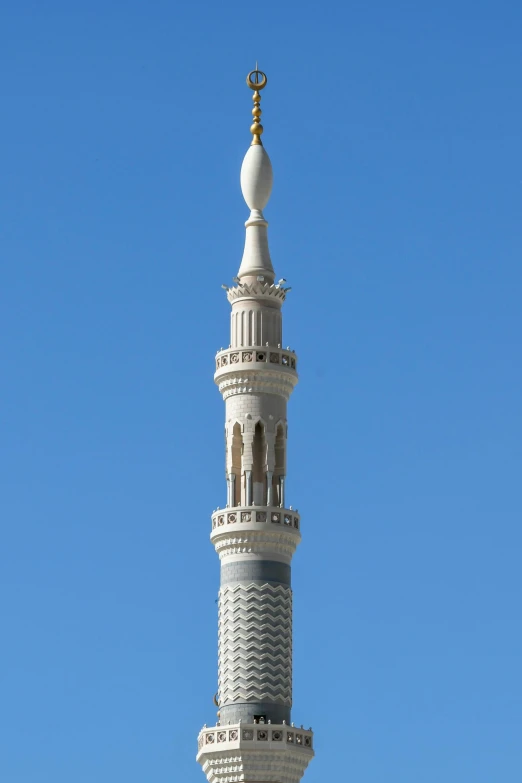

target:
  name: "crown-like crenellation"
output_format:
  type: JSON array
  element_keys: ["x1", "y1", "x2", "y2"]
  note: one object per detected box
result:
[{"x1": 226, "y1": 281, "x2": 289, "y2": 304}]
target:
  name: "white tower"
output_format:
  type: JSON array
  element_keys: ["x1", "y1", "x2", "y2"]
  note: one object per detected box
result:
[{"x1": 197, "y1": 69, "x2": 314, "y2": 783}]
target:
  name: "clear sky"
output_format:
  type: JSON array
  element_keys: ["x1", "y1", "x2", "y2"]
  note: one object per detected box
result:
[{"x1": 1, "y1": 1, "x2": 521, "y2": 781}]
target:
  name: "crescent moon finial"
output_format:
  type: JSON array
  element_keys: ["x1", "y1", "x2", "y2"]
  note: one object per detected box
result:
[{"x1": 246, "y1": 67, "x2": 268, "y2": 146}]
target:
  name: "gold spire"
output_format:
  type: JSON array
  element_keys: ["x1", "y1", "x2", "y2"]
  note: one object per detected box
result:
[{"x1": 246, "y1": 67, "x2": 268, "y2": 146}]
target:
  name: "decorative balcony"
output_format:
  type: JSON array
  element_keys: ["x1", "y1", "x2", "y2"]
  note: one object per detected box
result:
[
  {"x1": 213, "y1": 346, "x2": 298, "y2": 400},
  {"x1": 210, "y1": 506, "x2": 302, "y2": 564},
  {"x1": 197, "y1": 722, "x2": 314, "y2": 783}
]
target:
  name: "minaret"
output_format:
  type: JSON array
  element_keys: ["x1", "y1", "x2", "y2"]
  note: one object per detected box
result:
[{"x1": 197, "y1": 69, "x2": 314, "y2": 783}]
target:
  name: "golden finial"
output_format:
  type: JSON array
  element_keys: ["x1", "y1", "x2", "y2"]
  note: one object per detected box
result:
[{"x1": 246, "y1": 66, "x2": 268, "y2": 146}]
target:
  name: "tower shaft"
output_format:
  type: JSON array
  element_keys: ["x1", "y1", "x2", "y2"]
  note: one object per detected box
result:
[{"x1": 215, "y1": 282, "x2": 297, "y2": 729}]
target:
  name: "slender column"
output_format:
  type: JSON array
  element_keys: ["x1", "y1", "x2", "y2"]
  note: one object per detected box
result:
[
  {"x1": 266, "y1": 470, "x2": 273, "y2": 506},
  {"x1": 280, "y1": 476, "x2": 285, "y2": 508},
  {"x1": 245, "y1": 470, "x2": 253, "y2": 506},
  {"x1": 227, "y1": 473, "x2": 235, "y2": 507}
]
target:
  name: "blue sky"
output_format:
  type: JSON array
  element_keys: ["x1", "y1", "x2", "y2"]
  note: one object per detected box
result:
[{"x1": 1, "y1": 1, "x2": 521, "y2": 781}]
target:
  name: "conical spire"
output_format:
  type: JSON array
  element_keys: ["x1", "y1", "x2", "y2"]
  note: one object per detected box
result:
[{"x1": 237, "y1": 68, "x2": 275, "y2": 282}]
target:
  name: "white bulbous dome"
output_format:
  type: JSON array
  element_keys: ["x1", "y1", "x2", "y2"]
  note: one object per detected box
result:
[{"x1": 240, "y1": 144, "x2": 273, "y2": 212}]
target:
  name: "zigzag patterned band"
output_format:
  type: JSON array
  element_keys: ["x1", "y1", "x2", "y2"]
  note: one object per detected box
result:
[{"x1": 218, "y1": 582, "x2": 293, "y2": 708}]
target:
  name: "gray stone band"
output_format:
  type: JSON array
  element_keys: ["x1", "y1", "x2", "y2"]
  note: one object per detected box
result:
[
  {"x1": 219, "y1": 702, "x2": 291, "y2": 726},
  {"x1": 220, "y1": 560, "x2": 291, "y2": 587}
]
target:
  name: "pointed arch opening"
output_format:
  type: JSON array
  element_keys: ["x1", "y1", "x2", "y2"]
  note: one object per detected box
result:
[
  {"x1": 230, "y1": 423, "x2": 242, "y2": 506},
  {"x1": 252, "y1": 421, "x2": 267, "y2": 505},
  {"x1": 273, "y1": 423, "x2": 286, "y2": 507}
]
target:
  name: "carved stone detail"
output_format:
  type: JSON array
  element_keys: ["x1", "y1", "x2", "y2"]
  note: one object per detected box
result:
[{"x1": 218, "y1": 583, "x2": 292, "y2": 707}]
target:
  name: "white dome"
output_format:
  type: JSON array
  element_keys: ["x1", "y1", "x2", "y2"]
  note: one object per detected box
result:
[{"x1": 240, "y1": 144, "x2": 273, "y2": 211}]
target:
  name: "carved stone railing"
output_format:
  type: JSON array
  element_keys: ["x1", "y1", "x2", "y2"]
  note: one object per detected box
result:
[
  {"x1": 197, "y1": 722, "x2": 313, "y2": 752},
  {"x1": 215, "y1": 346, "x2": 297, "y2": 373},
  {"x1": 211, "y1": 506, "x2": 300, "y2": 532}
]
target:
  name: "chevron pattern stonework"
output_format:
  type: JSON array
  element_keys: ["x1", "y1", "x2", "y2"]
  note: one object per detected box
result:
[{"x1": 218, "y1": 582, "x2": 293, "y2": 706}]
